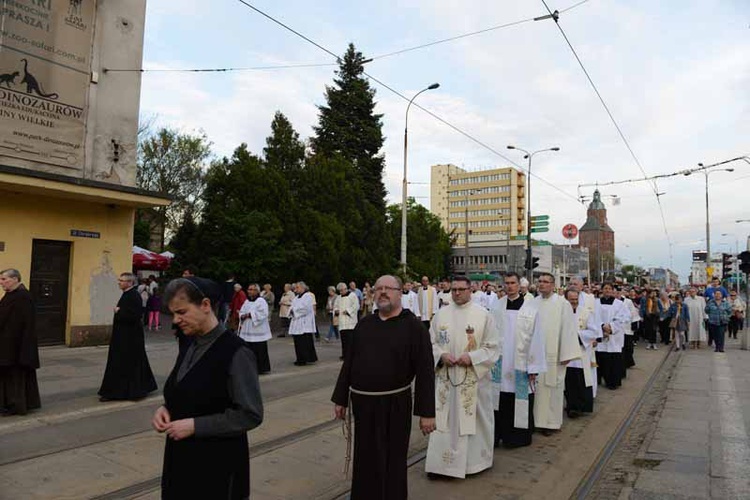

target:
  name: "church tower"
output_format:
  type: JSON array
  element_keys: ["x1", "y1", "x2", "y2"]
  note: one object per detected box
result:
[{"x1": 578, "y1": 189, "x2": 615, "y2": 282}]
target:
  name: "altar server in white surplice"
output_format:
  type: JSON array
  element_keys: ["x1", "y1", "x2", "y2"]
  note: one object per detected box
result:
[
  {"x1": 570, "y1": 277, "x2": 601, "y2": 397},
  {"x1": 533, "y1": 273, "x2": 580, "y2": 433},
  {"x1": 426, "y1": 276, "x2": 499, "y2": 479},
  {"x1": 238, "y1": 283, "x2": 273, "y2": 374},
  {"x1": 490, "y1": 272, "x2": 546, "y2": 449},
  {"x1": 564, "y1": 289, "x2": 598, "y2": 416},
  {"x1": 595, "y1": 283, "x2": 631, "y2": 390}
]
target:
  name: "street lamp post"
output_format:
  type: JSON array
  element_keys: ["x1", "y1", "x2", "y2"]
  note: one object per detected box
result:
[
  {"x1": 507, "y1": 145, "x2": 560, "y2": 283},
  {"x1": 400, "y1": 83, "x2": 440, "y2": 276},
  {"x1": 684, "y1": 164, "x2": 734, "y2": 280},
  {"x1": 464, "y1": 189, "x2": 481, "y2": 274}
]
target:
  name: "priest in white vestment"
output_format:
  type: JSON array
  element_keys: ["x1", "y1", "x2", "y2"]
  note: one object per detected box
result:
[
  {"x1": 684, "y1": 287, "x2": 707, "y2": 348},
  {"x1": 533, "y1": 273, "x2": 580, "y2": 433},
  {"x1": 417, "y1": 276, "x2": 439, "y2": 330},
  {"x1": 238, "y1": 283, "x2": 273, "y2": 374},
  {"x1": 595, "y1": 283, "x2": 631, "y2": 390},
  {"x1": 490, "y1": 272, "x2": 546, "y2": 448},
  {"x1": 426, "y1": 277, "x2": 499, "y2": 478}
]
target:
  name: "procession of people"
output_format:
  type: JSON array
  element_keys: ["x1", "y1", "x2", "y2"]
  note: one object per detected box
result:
[{"x1": 1, "y1": 264, "x2": 745, "y2": 499}]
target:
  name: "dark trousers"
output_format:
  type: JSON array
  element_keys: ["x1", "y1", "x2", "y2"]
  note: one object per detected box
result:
[
  {"x1": 597, "y1": 352, "x2": 622, "y2": 389},
  {"x1": 565, "y1": 368, "x2": 593, "y2": 413},
  {"x1": 292, "y1": 332, "x2": 318, "y2": 364},
  {"x1": 623, "y1": 334, "x2": 635, "y2": 368},
  {"x1": 422, "y1": 321, "x2": 430, "y2": 332},
  {"x1": 709, "y1": 324, "x2": 726, "y2": 352},
  {"x1": 340, "y1": 329, "x2": 353, "y2": 360},
  {"x1": 728, "y1": 316, "x2": 741, "y2": 339},
  {"x1": 246, "y1": 340, "x2": 271, "y2": 374},
  {"x1": 659, "y1": 318, "x2": 672, "y2": 344},
  {"x1": 643, "y1": 315, "x2": 658, "y2": 344},
  {"x1": 495, "y1": 392, "x2": 534, "y2": 448}
]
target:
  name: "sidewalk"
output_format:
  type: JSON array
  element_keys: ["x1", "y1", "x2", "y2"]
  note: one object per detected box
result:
[{"x1": 624, "y1": 338, "x2": 750, "y2": 499}]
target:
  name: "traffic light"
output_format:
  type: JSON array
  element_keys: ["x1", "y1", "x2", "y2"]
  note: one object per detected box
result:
[
  {"x1": 739, "y1": 251, "x2": 750, "y2": 274},
  {"x1": 524, "y1": 248, "x2": 540, "y2": 270},
  {"x1": 722, "y1": 253, "x2": 734, "y2": 280}
]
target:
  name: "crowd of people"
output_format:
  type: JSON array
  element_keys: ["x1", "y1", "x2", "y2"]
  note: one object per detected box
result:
[
  {"x1": 329, "y1": 272, "x2": 747, "y2": 499},
  {"x1": 0, "y1": 263, "x2": 746, "y2": 499}
]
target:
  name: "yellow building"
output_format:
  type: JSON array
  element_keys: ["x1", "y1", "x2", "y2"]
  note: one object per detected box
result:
[
  {"x1": 0, "y1": 1, "x2": 168, "y2": 346},
  {"x1": 430, "y1": 164, "x2": 526, "y2": 247}
]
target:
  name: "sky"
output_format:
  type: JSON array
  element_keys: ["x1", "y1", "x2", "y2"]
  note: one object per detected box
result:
[{"x1": 139, "y1": 0, "x2": 750, "y2": 282}]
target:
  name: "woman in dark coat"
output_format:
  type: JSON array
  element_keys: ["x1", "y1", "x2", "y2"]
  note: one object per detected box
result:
[
  {"x1": 153, "y1": 277, "x2": 263, "y2": 500},
  {"x1": 0, "y1": 268, "x2": 41, "y2": 415}
]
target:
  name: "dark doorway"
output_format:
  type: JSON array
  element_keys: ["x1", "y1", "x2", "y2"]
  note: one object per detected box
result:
[{"x1": 30, "y1": 239, "x2": 71, "y2": 346}]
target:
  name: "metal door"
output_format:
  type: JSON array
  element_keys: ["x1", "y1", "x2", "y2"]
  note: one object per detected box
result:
[{"x1": 30, "y1": 239, "x2": 71, "y2": 345}]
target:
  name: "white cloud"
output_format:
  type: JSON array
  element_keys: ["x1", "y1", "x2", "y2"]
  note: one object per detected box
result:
[{"x1": 140, "y1": 0, "x2": 750, "y2": 280}]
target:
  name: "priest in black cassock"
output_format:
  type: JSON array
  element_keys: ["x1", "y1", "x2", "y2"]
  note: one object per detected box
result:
[
  {"x1": 0, "y1": 268, "x2": 41, "y2": 415},
  {"x1": 98, "y1": 272, "x2": 157, "y2": 401},
  {"x1": 333, "y1": 274, "x2": 436, "y2": 500}
]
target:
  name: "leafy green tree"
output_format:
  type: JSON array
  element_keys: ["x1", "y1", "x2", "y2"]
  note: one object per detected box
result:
[
  {"x1": 264, "y1": 111, "x2": 305, "y2": 197},
  {"x1": 136, "y1": 128, "x2": 211, "y2": 250},
  {"x1": 311, "y1": 44, "x2": 386, "y2": 207},
  {"x1": 386, "y1": 198, "x2": 452, "y2": 280},
  {"x1": 309, "y1": 44, "x2": 391, "y2": 280}
]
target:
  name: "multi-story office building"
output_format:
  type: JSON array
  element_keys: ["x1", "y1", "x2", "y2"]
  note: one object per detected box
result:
[{"x1": 430, "y1": 164, "x2": 527, "y2": 247}]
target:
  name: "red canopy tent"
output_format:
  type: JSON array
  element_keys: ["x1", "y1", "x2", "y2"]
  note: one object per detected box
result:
[{"x1": 132, "y1": 246, "x2": 171, "y2": 271}]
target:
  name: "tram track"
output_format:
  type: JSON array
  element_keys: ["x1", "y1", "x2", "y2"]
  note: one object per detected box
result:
[{"x1": 572, "y1": 347, "x2": 679, "y2": 499}]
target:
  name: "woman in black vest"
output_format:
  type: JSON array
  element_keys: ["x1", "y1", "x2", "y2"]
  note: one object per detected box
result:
[{"x1": 152, "y1": 277, "x2": 264, "y2": 500}]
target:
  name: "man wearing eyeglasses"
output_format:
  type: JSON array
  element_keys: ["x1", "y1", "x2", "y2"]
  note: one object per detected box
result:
[
  {"x1": 425, "y1": 276, "x2": 500, "y2": 479},
  {"x1": 532, "y1": 273, "x2": 580, "y2": 435},
  {"x1": 332, "y1": 275, "x2": 435, "y2": 500}
]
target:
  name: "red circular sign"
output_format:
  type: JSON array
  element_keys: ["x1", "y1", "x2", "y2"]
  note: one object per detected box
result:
[{"x1": 562, "y1": 223, "x2": 578, "y2": 239}]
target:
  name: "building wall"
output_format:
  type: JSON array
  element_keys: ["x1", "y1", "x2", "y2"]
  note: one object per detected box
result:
[
  {"x1": 431, "y1": 164, "x2": 526, "y2": 247},
  {"x1": 0, "y1": 189, "x2": 135, "y2": 346},
  {"x1": 0, "y1": 0, "x2": 147, "y2": 186}
]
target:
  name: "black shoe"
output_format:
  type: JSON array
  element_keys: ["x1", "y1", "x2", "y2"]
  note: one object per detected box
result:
[
  {"x1": 293, "y1": 361, "x2": 306, "y2": 366},
  {"x1": 339, "y1": 356, "x2": 344, "y2": 361},
  {"x1": 99, "y1": 397, "x2": 112, "y2": 402},
  {"x1": 567, "y1": 410, "x2": 581, "y2": 419},
  {"x1": 540, "y1": 429, "x2": 555, "y2": 436}
]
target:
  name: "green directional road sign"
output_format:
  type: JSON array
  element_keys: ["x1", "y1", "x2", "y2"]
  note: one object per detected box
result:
[
  {"x1": 531, "y1": 220, "x2": 550, "y2": 228},
  {"x1": 530, "y1": 227, "x2": 549, "y2": 233},
  {"x1": 531, "y1": 215, "x2": 550, "y2": 221}
]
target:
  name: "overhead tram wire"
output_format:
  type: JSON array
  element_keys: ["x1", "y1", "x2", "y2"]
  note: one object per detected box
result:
[
  {"x1": 233, "y1": 0, "x2": 582, "y2": 206},
  {"x1": 102, "y1": 62, "x2": 337, "y2": 73},
  {"x1": 107, "y1": 0, "x2": 591, "y2": 74},
  {"x1": 538, "y1": 0, "x2": 674, "y2": 264}
]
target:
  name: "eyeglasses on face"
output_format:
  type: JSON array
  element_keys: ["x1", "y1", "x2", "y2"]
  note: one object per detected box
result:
[{"x1": 373, "y1": 286, "x2": 400, "y2": 293}]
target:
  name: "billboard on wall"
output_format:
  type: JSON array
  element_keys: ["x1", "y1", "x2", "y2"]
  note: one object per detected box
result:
[{"x1": 0, "y1": 0, "x2": 96, "y2": 170}]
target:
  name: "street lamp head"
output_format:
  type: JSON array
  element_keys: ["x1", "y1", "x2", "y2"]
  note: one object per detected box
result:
[
  {"x1": 698, "y1": 162, "x2": 704, "y2": 167},
  {"x1": 507, "y1": 145, "x2": 516, "y2": 150},
  {"x1": 725, "y1": 168, "x2": 735, "y2": 172},
  {"x1": 523, "y1": 154, "x2": 529, "y2": 159},
  {"x1": 428, "y1": 83, "x2": 440, "y2": 90},
  {"x1": 551, "y1": 147, "x2": 560, "y2": 151}
]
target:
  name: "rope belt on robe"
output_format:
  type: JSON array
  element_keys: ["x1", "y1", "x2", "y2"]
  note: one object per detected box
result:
[{"x1": 343, "y1": 384, "x2": 412, "y2": 477}]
